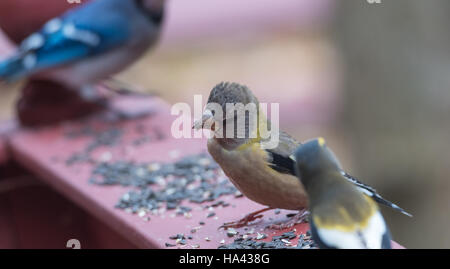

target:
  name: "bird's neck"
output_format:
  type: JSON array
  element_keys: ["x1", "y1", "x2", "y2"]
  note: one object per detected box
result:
[
  {"x1": 302, "y1": 170, "x2": 348, "y2": 206},
  {"x1": 302, "y1": 170, "x2": 339, "y2": 192},
  {"x1": 213, "y1": 111, "x2": 270, "y2": 150}
]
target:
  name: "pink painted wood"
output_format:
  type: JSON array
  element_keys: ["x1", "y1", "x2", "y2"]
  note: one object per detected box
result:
[
  {"x1": 7, "y1": 95, "x2": 310, "y2": 248},
  {"x1": 5, "y1": 95, "x2": 404, "y2": 249}
]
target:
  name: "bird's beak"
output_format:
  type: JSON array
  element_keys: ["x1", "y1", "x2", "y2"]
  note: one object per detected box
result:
[{"x1": 193, "y1": 109, "x2": 214, "y2": 130}]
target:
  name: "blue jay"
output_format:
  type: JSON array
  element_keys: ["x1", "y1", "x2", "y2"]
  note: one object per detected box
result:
[{"x1": 0, "y1": 0, "x2": 164, "y2": 92}]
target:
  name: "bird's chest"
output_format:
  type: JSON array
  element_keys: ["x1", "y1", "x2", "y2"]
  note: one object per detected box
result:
[
  {"x1": 208, "y1": 139, "x2": 267, "y2": 181},
  {"x1": 207, "y1": 139, "x2": 307, "y2": 209}
]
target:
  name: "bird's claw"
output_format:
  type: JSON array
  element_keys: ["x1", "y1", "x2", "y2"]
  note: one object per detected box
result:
[
  {"x1": 218, "y1": 214, "x2": 264, "y2": 230},
  {"x1": 265, "y1": 210, "x2": 309, "y2": 230}
]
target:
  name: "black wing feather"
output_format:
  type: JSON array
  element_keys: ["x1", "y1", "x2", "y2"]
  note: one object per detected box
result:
[
  {"x1": 266, "y1": 149, "x2": 296, "y2": 174},
  {"x1": 341, "y1": 172, "x2": 412, "y2": 217}
]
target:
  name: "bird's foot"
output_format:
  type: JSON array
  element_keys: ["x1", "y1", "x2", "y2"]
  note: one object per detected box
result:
[
  {"x1": 266, "y1": 209, "x2": 309, "y2": 230},
  {"x1": 219, "y1": 207, "x2": 273, "y2": 230}
]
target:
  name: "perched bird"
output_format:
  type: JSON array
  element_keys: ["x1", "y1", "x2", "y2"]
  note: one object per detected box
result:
[
  {"x1": 294, "y1": 138, "x2": 392, "y2": 249},
  {"x1": 0, "y1": 0, "x2": 164, "y2": 93},
  {"x1": 194, "y1": 82, "x2": 411, "y2": 229}
]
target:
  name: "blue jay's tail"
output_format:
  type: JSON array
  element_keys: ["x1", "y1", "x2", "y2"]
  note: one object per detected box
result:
[{"x1": 0, "y1": 54, "x2": 29, "y2": 83}]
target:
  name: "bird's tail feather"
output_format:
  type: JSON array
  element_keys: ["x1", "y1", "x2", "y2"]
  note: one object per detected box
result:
[
  {"x1": 342, "y1": 171, "x2": 413, "y2": 217},
  {"x1": 370, "y1": 193, "x2": 413, "y2": 217}
]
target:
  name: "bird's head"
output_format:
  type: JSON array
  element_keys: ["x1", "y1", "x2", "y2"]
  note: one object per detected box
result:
[
  {"x1": 294, "y1": 137, "x2": 343, "y2": 182},
  {"x1": 193, "y1": 82, "x2": 260, "y2": 136},
  {"x1": 136, "y1": 0, "x2": 165, "y2": 24}
]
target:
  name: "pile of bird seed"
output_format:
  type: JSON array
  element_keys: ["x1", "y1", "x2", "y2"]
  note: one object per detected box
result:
[
  {"x1": 218, "y1": 230, "x2": 317, "y2": 249},
  {"x1": 62, "y1": 122, "x2": 319, "y2": 249},
  {"x1": 65, "y1": 126, "x2": 124, "y2": 165},
  {"x1": 64, "y1": 121, "x2": 166, "y2": 166},
  {"x1": 88, "y1": 153, "x2": 241, "y2": 213}
]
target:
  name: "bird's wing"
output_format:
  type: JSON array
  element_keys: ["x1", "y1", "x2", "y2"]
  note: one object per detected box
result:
[
  {"x1": 265, "y1": 131, "x2": 300, "y2": 174},
  {"x1": 0, "y1": 1, "x2": 131, "y2": 81},
  {"x1": 341, "y1": 171, "x2": 412, "y2": 217}
]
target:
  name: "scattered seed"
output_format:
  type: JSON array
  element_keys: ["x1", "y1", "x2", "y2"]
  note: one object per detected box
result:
[
  {"x1": 218, "y1": 230, "x2": 317, "y2": 249},
  {"x1": 138, "y1": 210, "x2": 146, "y2": 217},
  {"x1": 101, "y1": 154, "x2": 238, "y2": 215},
  {"x1": 256, "y1": 233, "x2": 267, "y2": 240},
  {"x1": 226, "y1": 228, "x2": 238, "y2": 237},
  {"x1": 169, "y1": 234, "x2": 185, "y2": 240},
  {"x1": 100, "y1": 151, "x2": 112, "y2": 162}
]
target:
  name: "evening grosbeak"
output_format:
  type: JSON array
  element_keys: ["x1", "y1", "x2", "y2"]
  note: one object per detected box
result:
[
  {"x1": 194, "y1": 82, "x2": 411, "y2": 229},
  {"x1": 294, "y1": 138, "x2": 392, "y2": 249}
]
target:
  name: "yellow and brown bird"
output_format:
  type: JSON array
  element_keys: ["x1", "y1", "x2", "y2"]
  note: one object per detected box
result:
[
  {"x1": 194, "y1": 82, "x2": 411, "y2": 229},
  {"x1": 294, "y1": 138, "x2": 392, "y2": 249}
]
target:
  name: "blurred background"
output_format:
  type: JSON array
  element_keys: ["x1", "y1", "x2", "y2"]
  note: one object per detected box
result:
[{"x1": 1, "y1": 0, "x2": 449, "y2": 248}]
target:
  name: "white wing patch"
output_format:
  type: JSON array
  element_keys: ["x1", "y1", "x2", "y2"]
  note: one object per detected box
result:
[
  {"x1": 22, "y1": 54, "x2": 37, "y2": 70},
  {"x1": 317, "y1": 211, "x2": 388, "y2": 249},
  {"x1": 62, "y1": 23, "x2": 101, "y2": 47},
  {"x1": 44, "y1": 18, "x2": 63, "y2": 34},
  {"x1": 21, "y1": 33, "x2": 45, "y2": 51},
  {"x1": 357, "y1": 186, "x2": 374, "y2": 197}
]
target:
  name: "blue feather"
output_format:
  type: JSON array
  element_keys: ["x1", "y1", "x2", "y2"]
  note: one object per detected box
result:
[{"x1": 0, "y1": 55, "x2": 27, "y2": 81}]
